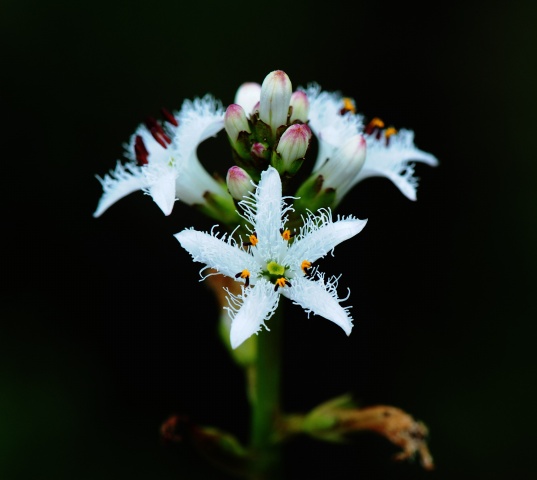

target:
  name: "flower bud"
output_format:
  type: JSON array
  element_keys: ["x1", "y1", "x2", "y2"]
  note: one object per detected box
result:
[
  {"x1": 226, "y1": 166, "x2": 254, "y2": 200},
  {"x1": 289, "y1": 90, "x2": 310, "y2": 123},
  {"x1": 251, "y1": 142, "x2": 269, "y2": 160},
  {"x1": 273, "y1": 123, "x2": 312, "y2": 175},
  {"x1": 224, "y1": 104, "x2": 250, "y2": 142},
  {"x1": 259, "y1": 70, "x2": 292, "y2": 137},
  {"x1": 234, "y1": 82, "x2": 261, "y2": 115}
]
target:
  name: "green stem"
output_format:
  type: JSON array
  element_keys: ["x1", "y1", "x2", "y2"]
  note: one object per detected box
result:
[{"x1": 249, "y1": 304, "x2": 283, "y2": 479}]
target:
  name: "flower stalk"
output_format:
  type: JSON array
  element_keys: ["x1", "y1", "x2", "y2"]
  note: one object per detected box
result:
[{"x1": 249, "y1": 303, "x2": 283, "y2": 479}]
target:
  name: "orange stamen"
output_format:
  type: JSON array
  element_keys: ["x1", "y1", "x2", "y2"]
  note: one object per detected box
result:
[
  {"x1": 342, "y1": 97, "x2": 356, "y2": 114},
  {"x1": 281, "y1": 229, "x2": 292, "y2": 241},
  {"x1": 384, "y1": 127, "x2": 397, "y2": 138},
  {"x1": 301, "y1": 260, "x2": 312, "y2": 273}
]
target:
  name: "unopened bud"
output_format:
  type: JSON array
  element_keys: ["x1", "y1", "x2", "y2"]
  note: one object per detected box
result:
[
  {"x1": 289, "y1": 90, "x2": 310, "y2": 123},
  {"x1": 224, "y1": 104, "x2": 250, "y2": 142},
  {"x1": 251, "y1": 142, "x2": 268, "y2": 160},
  {"x1": 259, "y1": 70, "x2": 292, "y2": 137},
  {"x1": 226, "y1": 166, "x2": 254, "y2": 200},
  {"x1": 273, "y1": 123, "x2": 312, "y2": 175},
  {"x1": 234, "y1": 82, "x2": 261, "y2": 115}
]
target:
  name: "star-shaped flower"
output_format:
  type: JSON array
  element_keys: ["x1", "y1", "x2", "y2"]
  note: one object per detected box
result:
[
  {"x1": 175, "y1": 166, "x2": 367, "y2": 349},
  {"x1": 94, "y1": 95, "x2": 228, "y2": 217}
]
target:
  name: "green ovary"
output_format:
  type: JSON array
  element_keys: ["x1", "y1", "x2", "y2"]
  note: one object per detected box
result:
[{"x1": 266, "y1": 261, "x2": 285, "y2": 276}]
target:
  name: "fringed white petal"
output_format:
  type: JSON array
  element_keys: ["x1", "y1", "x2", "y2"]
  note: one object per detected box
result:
[
  {"x1": 166, "y1": 95, "x2": 227, "y2": 205},
  {"x1": 239, "y1": 166, "x2": 291, "y2": 261},
  {"x1": 283, "y1": 276, "x2": 353, "y2": 336},
  {"x1": 174, "y1": 94, "x2": 225, "y2": 165},
  {"x1": 355, "y1": 129, "x2": 439, "y2": 200},
  {"x1": 227, "y1": 279, "x2": 280, "y2": 349},
  {"x1": 174, "y1": 228, "x2": 257, "y2": 280},
  {"x1": 93, "y1": 162, "x2": 148, "y2": 217},
  {"x1": 285, "y1": 209, "x2": 367, "y2": 265},
  {"x1": 302, "y1": 84, "x2": 364, "y2": 171}
]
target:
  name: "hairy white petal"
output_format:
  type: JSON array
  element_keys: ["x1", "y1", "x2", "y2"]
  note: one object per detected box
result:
[
  {"x1": 173, "y1": 95, "x2": 225, "y2": 164},
  {"x1": 174, "y1": 229, "x2": 257, "y2": 279},
  {"x1": 302, "y1": 84, "x2": 364, "y2": 171},
  {"x1": 239, "y1": 167, "x2": 291, "y2": 261},
  {"x1": 285, "y1": 209, "x2": 367, "y2": 265},
  {"x1": 93, "y1": 162, "x2": 147, "y2": 217},
  {"x1": 283, "y1": 276, "x2": 353, "y2": 335},
  {"x1": 355, "y1": 129, "x2": 439, "y2": 200},
  {"x1": 228, "y1": 279, "x2": 280, "y2": 349}
]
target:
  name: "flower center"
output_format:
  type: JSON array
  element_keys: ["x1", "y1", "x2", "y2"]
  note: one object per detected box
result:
[
  {"x1": 267, "y1": 261, "x2": 285, "y2": 276},
  {"x1": 263, "y1": 261, "x2": 292, "y2": 290}
]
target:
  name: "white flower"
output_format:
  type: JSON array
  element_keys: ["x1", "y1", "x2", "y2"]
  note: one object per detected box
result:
[
  {"x1": 175, "y1": 166, "x2": 367, "y2": 349},
  {"x1": 304, "y1": 83, "x2": 438, "y2": 202},
  {"x1": 358, "y1": 128, "x2": 438, "y2": 201},
  {"x1": 94, "y1": 95, "x2": 228, "y2": 217}
]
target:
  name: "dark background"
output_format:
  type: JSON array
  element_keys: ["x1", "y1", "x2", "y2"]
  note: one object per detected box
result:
[{"x1": 2, "y1": 1, "x2": 536, "y2": 479}]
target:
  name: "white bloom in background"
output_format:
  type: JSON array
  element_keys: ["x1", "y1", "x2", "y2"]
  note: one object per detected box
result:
[
  {"x1": 304, "y1": 84, "x2": 438, "y2": 201},
  {"x1": 175, "y1": 166, "x2": 367, "y2": 349},
  {"x1": 234, "y1": 82, "x2": 261, "y2": 115},
  {"x1": 358, "y1": 128, "x2": 438, "y2": 201},
  {"x1": 94, "y1": 95, "x2": 228, "y2": 217}
]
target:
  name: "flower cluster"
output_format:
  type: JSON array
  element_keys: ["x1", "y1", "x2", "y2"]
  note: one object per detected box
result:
[{"x1": 94, "y1": 70, "x2": 438, "y2": 348}]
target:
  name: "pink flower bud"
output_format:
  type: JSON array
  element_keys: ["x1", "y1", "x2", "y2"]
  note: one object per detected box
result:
[
  {"x1": 259, "y1": 70, "x2": 292, "y2": 136},
  {"x1": 290, "y1": 91, "x2": 310, "y2": 123},
  {"x1": 226, "y1": 166, "x2": 254, "y2": 200}
]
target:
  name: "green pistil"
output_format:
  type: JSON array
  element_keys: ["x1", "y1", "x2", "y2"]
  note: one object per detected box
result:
[{"x1": 267, "y1": 261, "x2": 285, "y2": 276}]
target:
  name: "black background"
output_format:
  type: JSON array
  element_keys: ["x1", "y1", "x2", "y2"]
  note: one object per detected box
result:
[{"x1": 2, "y1": 1, "x2": 536, "y2": 479}]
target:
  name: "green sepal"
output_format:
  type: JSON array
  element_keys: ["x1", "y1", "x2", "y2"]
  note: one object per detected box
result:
[
  {"x1": 271, "y1": 150, "x2": 305, "y2": 177},
  {"x1": 250, "y1": 114, "x2": 274, "y2": 146},
  {"x1": 231, "y1": 130, "x2": 253, "y2": 160},
  {"x1": 293, "y1": 174, "x2": 337, "y2": 217}
]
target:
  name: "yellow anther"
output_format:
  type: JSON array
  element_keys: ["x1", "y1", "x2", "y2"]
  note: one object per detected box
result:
[
  {"x1": 342, "y1": 97, "x2": 356, "y2": 113},
  {"x1": 281, "y1": 229, "x2": 292, "y2": 241},
  {"x1": 369, "y1": 117, "x2": 385, "y2": 129},
  {"x1": 301, "y1": 260, "x2": 312, "y2": 273},
  {"x1": 384, "y1": 127, "x2": 397, "y2": 138},
  {"x1": 274, "y1": 277, "x2": 288, "y2": 290},
  {"x1": 249, "y1": 234, "x2": 258, "y2": 246},
  {"x1": 235, "y1": 269, "x2": 251, "y2": 287}
]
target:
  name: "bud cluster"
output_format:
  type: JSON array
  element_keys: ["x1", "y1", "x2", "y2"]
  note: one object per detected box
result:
[
  {"x1": 95, "y1": 68, "x2": 436, "y2": 229},
  {"x1": 224, "y1": 70, "x2": 313, "y2": 183}
]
